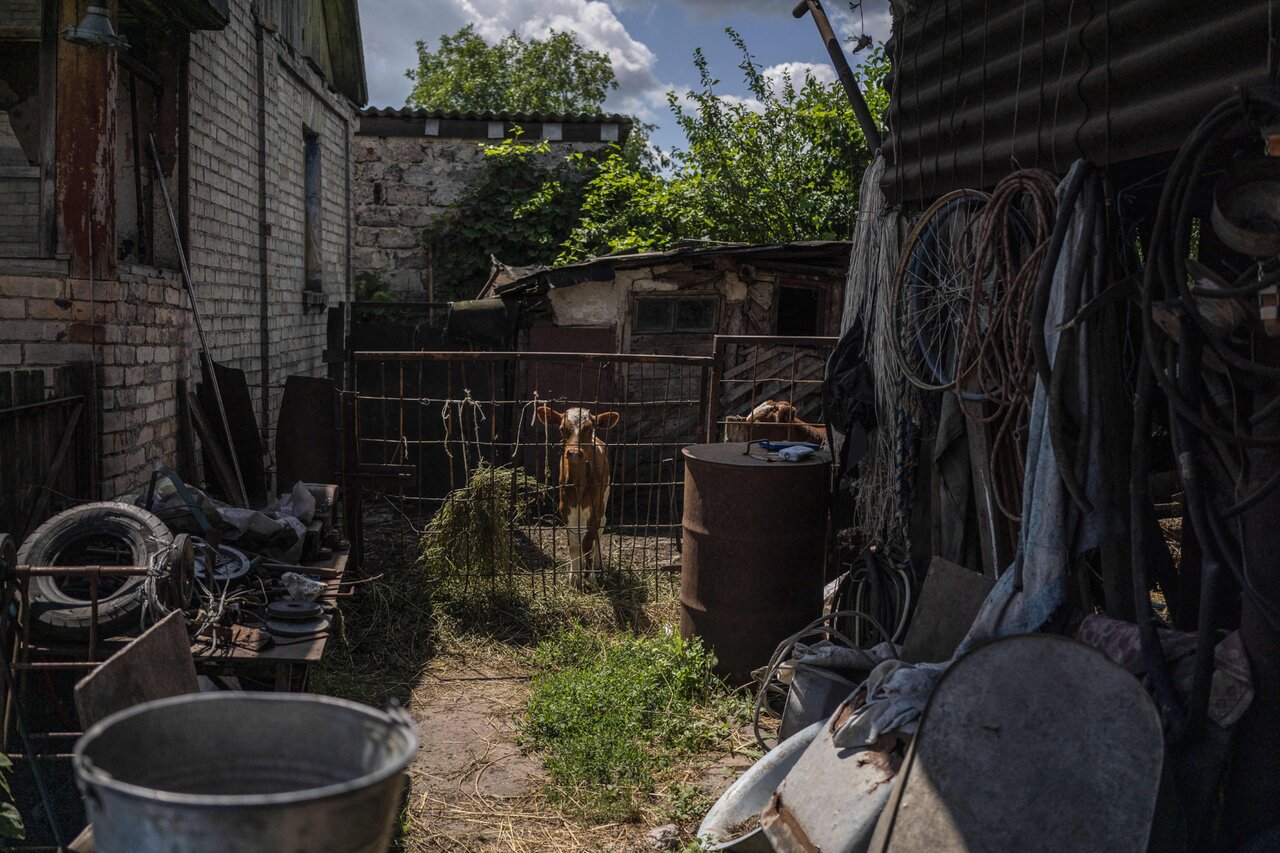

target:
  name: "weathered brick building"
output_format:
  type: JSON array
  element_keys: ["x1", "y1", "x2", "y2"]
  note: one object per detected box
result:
[
  {"x1": 0, "y1": 0, "x2": 365, "y2": 502},
  {"x1": 353, "y1": 108, "x2": 629, "y2": 296}
]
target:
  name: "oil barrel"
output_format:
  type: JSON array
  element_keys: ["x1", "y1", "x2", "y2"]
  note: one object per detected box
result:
[{"x1": 680, "y1": 443, "x2": 829, "y2": 686}]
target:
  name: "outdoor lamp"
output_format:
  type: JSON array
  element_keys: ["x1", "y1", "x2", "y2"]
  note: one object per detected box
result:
[{"x1": 62, "y1": 6, "x2": 130, "y2": 51}]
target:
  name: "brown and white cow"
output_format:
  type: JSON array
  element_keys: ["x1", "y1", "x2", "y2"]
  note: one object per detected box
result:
[
  {"x1": 724, "y1": 399, "x2": 828, "y2": 445},
  {"x1": 536, "y1": 406, "x2": 619, "y2": 586}
]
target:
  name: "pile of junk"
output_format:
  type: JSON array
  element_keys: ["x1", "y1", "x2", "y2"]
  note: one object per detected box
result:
[
  {"x1": 694, "y1": 91, "x2": 1280, "y2": 853},
  {"x1": 6, "y1": 469, "x2": 346, "y2": 660}
]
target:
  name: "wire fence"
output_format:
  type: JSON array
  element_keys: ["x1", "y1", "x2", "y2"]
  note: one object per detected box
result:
[{"x1": 349, "y1": 351, "x2": 712, "y2": 596}]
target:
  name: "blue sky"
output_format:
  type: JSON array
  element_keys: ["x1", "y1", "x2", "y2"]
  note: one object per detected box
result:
[{"x1": 358, "y1": 0, "x2": 891, "y2": 152}]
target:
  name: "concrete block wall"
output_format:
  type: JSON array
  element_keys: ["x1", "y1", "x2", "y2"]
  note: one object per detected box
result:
[{"x1": 352, "y1": 137, "x2": 600, "y2": 294}]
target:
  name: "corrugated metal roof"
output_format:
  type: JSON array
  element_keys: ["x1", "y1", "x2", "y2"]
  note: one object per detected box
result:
[
  {"x1": 358, "y1": 106, "x2": 632, "y2": 124},
  {"x1": 882, "y1": 0, "x2": 1274, "y2": 204},
  {"x1": 495, "y1": 241, "x2": 852, "y2": 296}
]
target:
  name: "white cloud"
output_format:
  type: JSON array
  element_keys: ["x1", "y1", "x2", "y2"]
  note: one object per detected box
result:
[
  {"x1": 429, "y1": 0, "x2": 671, "y2": 119},
  {"x1": 763, "y1": 60, "x2": 836, "y2": 90}
]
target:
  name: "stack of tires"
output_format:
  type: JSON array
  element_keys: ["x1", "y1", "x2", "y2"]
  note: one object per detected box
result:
[{"x1": 18, "y1": 502, "x2": 173, "y2": 640}]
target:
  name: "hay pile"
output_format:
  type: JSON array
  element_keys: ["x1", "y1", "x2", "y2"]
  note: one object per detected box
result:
[{"x1": 420, "y1": 463, "x2": 545, "y2": 581}]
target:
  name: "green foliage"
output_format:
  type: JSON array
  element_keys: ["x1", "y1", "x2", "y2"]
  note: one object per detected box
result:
[
  {"x1": 419, "y1": 136, "x2": 609, "y2": 301},
  {"x1": 420, "y1": 463, "x2": 545, "y2": 579},
  {"x1": 0, "y1": 752, "x2": 25, "y2": 841},
  {"x1": 524, "y1": 625, "x2": 736, "y2": 820},
  {"x1": 355, "y1": 269, "x2": 397, "y2": 303},
  {"x1": 417, "y1": 30, "x2": 889, "y2": 294},
  {"x1": 543, "y1": 32, "x2": 890, "y2": 261},
  {"x1": 406, "y1": 25, "x2": 617, "y2": 114}
]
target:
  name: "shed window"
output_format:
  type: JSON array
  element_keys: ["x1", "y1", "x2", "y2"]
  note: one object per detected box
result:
[
  {"x1": 776, "y1": 286, "x2": 821, "y2": 336},
  {"x1": 633, "y1": 297, "x2": 716, "y2": 333}
]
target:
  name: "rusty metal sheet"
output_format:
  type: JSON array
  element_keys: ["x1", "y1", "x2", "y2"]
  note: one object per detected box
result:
[
  {"x1": 869, "y1": 635, "x2": 1163, "y2": 853},
  {"x1": 762, "y1": 700, "x2": 902, "y2": 853},
  {"x1": 899, "y1": 557, "x2": 995, "y2": 664},
  {"x1": 275, "y1": 375, "x2": 337, "y2": 491},
  {"x1": 74, "y1": 610, "x2": 198, "y2": 729},
  {"x1": 882, "y1": 0, "x2": 1272, "y2": 204}
]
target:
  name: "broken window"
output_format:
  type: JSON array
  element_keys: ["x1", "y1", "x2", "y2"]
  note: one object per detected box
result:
[
  {"x1": 775, "y1": 285, "x2": 822, "y2": 336},
  {"x1": 304, "y1": 129, "x2": 322, "y2": 291},
  {"x1": 0, "y1": 0, "x2": 52, "y2": 258},
  {"x1": 115, "y1": 7, "x2": 184, "y2": 269},
  {"x1": 633, "y1": 296, "x2": 717, "y2": 333}
]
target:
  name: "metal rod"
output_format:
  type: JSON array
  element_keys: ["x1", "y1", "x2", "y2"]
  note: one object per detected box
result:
[
  {"x1": 0, "y1": 633, "x2": 64, "y2": 847},
  {"x1": 16, "y1": 565, "x2": 153, "y2": 577},
  {"x1": 793, "y1": 0, "x2": 884, "y2": 151},
  {"x1": 354, "y1": 350, "x2": 714, "y2": 366},
  {"x1": 147, "y1": 132, "x2": 249, "y2": 507}
]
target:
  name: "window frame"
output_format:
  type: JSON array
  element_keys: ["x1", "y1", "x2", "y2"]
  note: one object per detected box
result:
[{"x1": 631, "y1": 295, "x2": 718, "y2": 334}]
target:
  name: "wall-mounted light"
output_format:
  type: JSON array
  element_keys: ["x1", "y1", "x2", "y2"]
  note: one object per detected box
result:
[{"x1": 62, "y1": 6, "x2": 130, "y2": 51}]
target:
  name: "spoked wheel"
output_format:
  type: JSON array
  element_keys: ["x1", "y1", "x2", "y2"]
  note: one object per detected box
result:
[{"x1": 894, "y1": 190, "x2": 991, "y2": 393}]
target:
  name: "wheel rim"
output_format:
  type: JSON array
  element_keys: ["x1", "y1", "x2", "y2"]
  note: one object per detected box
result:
[{"x1": 894, "y1": 191, "x2": 991, "y2": 393}]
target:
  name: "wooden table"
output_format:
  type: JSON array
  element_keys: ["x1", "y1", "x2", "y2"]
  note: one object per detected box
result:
[{"x1": 192, "y1": 549, "x2": 348, "y2": 691}]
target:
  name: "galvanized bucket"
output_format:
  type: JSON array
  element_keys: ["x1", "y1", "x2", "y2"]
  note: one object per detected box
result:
[{"x1": 74, "y1": 692, "x2": 418, "y2": 853}]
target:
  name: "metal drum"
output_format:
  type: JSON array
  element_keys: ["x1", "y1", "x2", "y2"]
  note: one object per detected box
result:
[
  {"x1": 74, "y1": 692, "x2": 418, "y2": 853},
  {"x1": 680, "y1": 443, "x2": 829, "y2": 686}
]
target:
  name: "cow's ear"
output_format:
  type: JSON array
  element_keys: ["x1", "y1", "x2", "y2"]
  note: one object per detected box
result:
[
  {"x1": 594, "y1": 411, "x2": 620, "y2": 430},
  {"x1": 535, "y1": 406, "x2": 561, "y2": 426}
]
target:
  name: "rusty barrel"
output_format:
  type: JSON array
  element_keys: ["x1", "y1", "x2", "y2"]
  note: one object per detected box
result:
[{"x1": 680, "y1": 443, "x2": 829, "y2": 686}]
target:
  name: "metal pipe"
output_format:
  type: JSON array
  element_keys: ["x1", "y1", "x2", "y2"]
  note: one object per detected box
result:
[
  {"x1": 793, "y1": 0, "x2": 883, "y2": 151},
  {"x1": 147, "y1": 132, "x2": 249, "y2": 507},
  {"x1": 353, "y1": 350, "x2": 715, "y2": 366}
]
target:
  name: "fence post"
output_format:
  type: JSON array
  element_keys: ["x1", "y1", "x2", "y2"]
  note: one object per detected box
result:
[{"x1": 339, "y1": 390, "x2": 363, "y2": 572}]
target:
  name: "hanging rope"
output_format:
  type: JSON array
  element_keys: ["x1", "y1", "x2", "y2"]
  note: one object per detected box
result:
[{"x1": 956, "y1": 168, "x2": 1060, "y2": 522}]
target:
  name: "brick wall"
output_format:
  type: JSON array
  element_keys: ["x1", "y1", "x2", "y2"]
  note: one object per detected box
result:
[
  {"x1": 0, "y1": 267, "x2": 190, "y2": 497},
  {"x1": 352, "y1": 136, "x2": 603, "y2": 294},
  {"x1": 0, "y1": 0, "x2": 356, "y2": 501}
]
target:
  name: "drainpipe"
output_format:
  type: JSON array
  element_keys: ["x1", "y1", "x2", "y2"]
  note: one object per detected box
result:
[{"x1": 255, "y1": 15, "x2": 271, "y2": 456}]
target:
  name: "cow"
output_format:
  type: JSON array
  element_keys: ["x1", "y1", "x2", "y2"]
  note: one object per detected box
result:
[
  {"x1": 535, "y1": 406, "x2": 619, "y2": 587},
  {"x1": 724, "y1": 399, "x2": 828, "y2": 445}
]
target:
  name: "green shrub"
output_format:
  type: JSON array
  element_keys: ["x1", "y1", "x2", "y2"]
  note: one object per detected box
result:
[{"x1": 524, "y1": 625, "x2": 733, "y2": 820}]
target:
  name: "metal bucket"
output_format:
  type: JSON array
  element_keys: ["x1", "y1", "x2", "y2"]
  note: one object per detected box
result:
[
  {"x1": 681, "y1": 443, "x2": 829, "y2": 685},
  {"x1": 74, "y1": 692, "x2": 418, "y2": 853},
  {"x1": 698, "y1": 720, "x2": 822, "y2": 852}
]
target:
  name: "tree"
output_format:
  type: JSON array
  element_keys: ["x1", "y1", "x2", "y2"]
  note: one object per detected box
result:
[
  {"x1": 525, "y1": 30, "x2": 890, "y2": 262},
  {"x1": 406, "y1": 25, "x2": 618, "y2": 114}
]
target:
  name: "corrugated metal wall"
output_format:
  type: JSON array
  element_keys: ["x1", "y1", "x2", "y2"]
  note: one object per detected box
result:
[{"x1": 882, "y1": 0, "x2": 1276, "y2": 204}]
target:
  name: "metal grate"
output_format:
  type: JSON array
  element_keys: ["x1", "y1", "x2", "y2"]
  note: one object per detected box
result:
[{"x1": 706, "y1": 335, "x2": 837, "y2": 443}]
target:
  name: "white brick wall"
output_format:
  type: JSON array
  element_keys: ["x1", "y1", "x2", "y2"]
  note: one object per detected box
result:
[{"x1": 0, "y1": 0, "x2": 356, "y2": 499}]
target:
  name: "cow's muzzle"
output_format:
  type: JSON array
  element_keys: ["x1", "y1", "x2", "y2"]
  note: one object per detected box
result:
[{"x1": 565, "y1": 447, "x2": 585, "y2": 459}]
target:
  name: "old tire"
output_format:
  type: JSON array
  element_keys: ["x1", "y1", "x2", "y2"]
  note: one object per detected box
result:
[{"x1": 19, "y1": 502, "x2": 172, "y2": 640}]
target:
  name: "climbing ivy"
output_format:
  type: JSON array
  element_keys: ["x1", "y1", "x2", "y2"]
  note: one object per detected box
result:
[{"x1": 419, "y1": 134, "x2": 611, "y2": 302}]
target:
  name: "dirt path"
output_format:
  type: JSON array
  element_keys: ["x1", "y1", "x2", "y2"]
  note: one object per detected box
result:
[{"x1": 401, "y1": 652, "x2": 755, "y2": 852}]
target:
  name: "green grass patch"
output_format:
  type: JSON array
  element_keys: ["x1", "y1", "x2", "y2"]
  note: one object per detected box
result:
[{"x1": 523, "y1": 625, "x2": 744, "y2": 822}]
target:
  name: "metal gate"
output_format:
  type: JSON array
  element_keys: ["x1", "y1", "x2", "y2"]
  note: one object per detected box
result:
[{"x1": 345, "y1": 351, "x2": 712, "y2": 594}]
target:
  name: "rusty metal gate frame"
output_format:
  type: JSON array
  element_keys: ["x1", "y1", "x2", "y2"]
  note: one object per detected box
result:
[
  {"x1": 706, "y1": 335, "x2": 839, "y2": 442},
  {"x1": 343, "y1": 350, "x2": 714, "y2": 594}
]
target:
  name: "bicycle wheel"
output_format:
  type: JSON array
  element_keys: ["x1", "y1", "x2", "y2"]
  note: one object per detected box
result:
[{"x1": 894, "y1": 191, "x2": 990, "y2": 392}]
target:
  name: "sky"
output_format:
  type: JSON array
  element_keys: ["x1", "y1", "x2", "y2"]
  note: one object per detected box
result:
[{"x1": 358, "y1": 0, "x2": 891, "y2": 152}]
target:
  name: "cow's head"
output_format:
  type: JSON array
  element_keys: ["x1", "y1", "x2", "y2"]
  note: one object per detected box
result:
[
  {"x1": 536, "y1": 406, "x2": 619, "y2": 459},
  {"x1": 747, "y1": 400, "x2": 798, "y2": 424}
]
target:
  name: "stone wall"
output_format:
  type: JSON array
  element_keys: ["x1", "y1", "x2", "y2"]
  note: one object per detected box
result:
[
  {"x1": 352, "y1": 135, "x2": 603, "y2": 294},
  {"x1": 0, "y1": 0, "x2": 356, "y2": 500}
]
